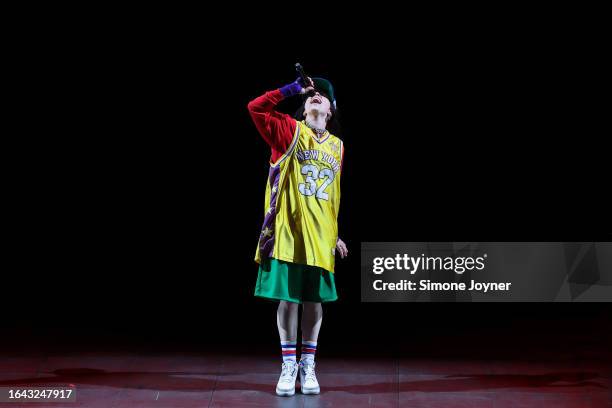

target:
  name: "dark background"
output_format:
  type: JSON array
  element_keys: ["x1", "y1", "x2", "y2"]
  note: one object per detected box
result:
[{"x1": 5, "y1": 32, "x2": 610, "y2": 353}]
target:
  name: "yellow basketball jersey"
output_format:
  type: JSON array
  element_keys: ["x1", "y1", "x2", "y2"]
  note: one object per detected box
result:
[{"x1": 255, "y1": 120, "x2": 344, "y2": 273}]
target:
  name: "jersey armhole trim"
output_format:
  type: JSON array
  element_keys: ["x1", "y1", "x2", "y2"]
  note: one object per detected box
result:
[
  {"x1": 269, "y1": 120, "x2": 300, "y2": 168},
  {"x1": 339, "y1": 139, "x2": 344, "y2": 172}
]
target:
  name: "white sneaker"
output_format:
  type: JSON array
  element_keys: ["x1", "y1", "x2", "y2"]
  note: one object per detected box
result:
[
  {"x1": 276, "y1": 361, "x2": 298, "y2": 396},
  {"x1": 299, "y1": 360, "x2": 320, "y2": 394}
]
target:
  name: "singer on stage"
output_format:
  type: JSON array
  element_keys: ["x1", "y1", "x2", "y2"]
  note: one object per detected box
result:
[{"x1": 247, "y1": 73, "x2": 348, "y2": 396}]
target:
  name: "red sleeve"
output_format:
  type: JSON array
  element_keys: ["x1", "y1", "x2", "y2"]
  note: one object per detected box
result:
[{"x1": 247, "y1": 89, "x2": 297, "y2": 163}]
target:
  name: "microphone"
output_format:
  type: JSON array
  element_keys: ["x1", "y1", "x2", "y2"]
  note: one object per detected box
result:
[{"x1": 295, "y1": 63, "x2": 315, "y2": 96}]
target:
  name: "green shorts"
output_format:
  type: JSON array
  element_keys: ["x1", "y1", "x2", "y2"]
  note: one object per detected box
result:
[{"x1": 255, "y1": 258, "x2": 338, "y2": 304}]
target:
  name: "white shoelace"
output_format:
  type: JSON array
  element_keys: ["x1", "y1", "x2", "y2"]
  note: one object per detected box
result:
[
  {"x1": 302, "y1": 362, "x2": 316, "y2": 381},
  {"x1": 280, "y1": 362, "x2": 297, "y2": 383}
]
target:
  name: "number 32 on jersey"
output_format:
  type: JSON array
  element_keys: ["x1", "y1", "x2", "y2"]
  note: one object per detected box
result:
[{"x1": 298, "y1": 164, "x2": 335, "y2": 200}]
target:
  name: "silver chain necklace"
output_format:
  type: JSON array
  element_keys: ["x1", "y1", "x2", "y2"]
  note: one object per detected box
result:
[{"x1": 305, "y1": 120, "x2": 327, "y2": 135}]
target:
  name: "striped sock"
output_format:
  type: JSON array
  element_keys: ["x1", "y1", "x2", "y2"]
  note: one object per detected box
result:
[
  {"x1": 281, "y1": 341, "x2": 297, "y2": 363},
  {"x1": 300, "y1": 341, "x2": 317, "y2": 363}
]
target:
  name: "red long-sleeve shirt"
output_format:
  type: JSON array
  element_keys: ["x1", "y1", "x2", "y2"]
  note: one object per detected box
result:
[{"x1": 247, "y1": 89, "x2": 296, "y2": 163}]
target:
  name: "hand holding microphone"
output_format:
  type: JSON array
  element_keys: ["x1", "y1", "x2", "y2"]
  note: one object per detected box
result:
[
  {"x1": 299, "y1": 78, "x2": 315, "y2": 95},
  {"x1": 279, "y1": 63, "x2": 315, "y2": 98}
]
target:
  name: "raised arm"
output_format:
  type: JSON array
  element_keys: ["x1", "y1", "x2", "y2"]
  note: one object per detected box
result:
[{"x1": 247, "y1": 79, "x2": 314, "y2": 162}]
